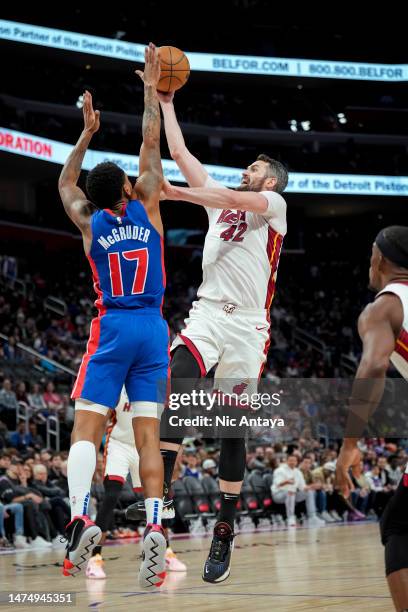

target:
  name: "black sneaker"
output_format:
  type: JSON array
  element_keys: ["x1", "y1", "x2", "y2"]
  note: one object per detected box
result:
[
  {"x1": 126, "y1": 496, "x2": 175, "y2": 521},
  {"x1": 202, "y1": 521, "x2": 234, "y2": 583},
  {"x1": 62, "y1": 515, "x2": 101, "y2": 577}
]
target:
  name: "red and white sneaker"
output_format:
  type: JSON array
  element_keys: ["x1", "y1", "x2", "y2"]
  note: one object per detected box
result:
[
  {"x1": 62, "y1": 515, "x2": 101, "y2": 577},
  {"x1": 139, "y1": 524, "x2": 167, "y2": 589},
  {"x1": 86, "y1": 554, "x2": 106, "y2": 579},
  {"x1": 165, "y1": 547, "x2": 187, "y2": 572}
]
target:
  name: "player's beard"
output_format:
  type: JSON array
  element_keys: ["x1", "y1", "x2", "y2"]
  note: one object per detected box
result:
[
  {"x1": 236, "y1": 182, "x2": 262, "y2": 192},
  {"x1": 236, "y1": 176, "x2": 265, "y2": 192}
]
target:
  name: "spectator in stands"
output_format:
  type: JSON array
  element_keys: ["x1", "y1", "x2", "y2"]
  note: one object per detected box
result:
[
  {"x1": 27, "y1": 383, "x2": 47, "y2": 413},
  {"x1": 0, "y1": 458, "x2": 51, "y2": 548},
  {"x1": 0, "y1": 501, "x2": 25, "y2": 548},
  {"x1": 32, "y1": 463, "x2": 69, "y2": 542},
  {"x1": 271, "y1": 454, "x2": 325, "y2": 527},
  {"x1": 0, "y1": 378, "x2": 18, "y2": 412},
  {"x1": 299, "y1": 456, "x2": 334, "y2": 523},
  {"x1": 3, "y1": 337, "x2": 20, "y2": 361},
  {"x1": 9, "y1": 422, "x2": 34, "y2": 453},
  {"x1": 48, "y1": 453, "x2": 63, "y2": 482},
  {"x1": 0, "y1": 421, "x2": 9, "y2": 450},
  {"x1": 388, "y1": 455, "x2": 403, "y2": 486},
  {"x1": 377, "y1": 456, "x2": 396, "y2": 488},
  {"x1": 27, "y1": 421, "x2": 45, "y2": 450},
  {"x1": 366, "y1": 464, "x2": 394, "y2": 517},
  {"x1": 247, "y1": 446, "x2": 268, "y2": 472},
  {"x1": 363, "y1": 449, "x2": 378, "y2": 471},
  {"x1": 15, "y1": 382, "x2": 29, "y2": 405},
  {"x1": 39, "y1": 449, "x2": 52, "y2": 469},
  {"x1": 322, "y1": 461, "x2": 365, "y2": 521},
  {"x1": 264, "y1": 446, "x2": 277, "y2": 471},
  {"x1": 56, "y1": 459, "x2": 69, "y2": 496},
  {"x1": 43, "y1": 381, "x2": 63, "y2": 413},
  {"x1": 202, "y1": 458, "x2": 218, "y2": 479},
  {"x1": 0, "y1": 451, "x2": 11, "y2": 476},
  {"x1": 182, "y1": 451, "x2": 202, "y2": 479}
]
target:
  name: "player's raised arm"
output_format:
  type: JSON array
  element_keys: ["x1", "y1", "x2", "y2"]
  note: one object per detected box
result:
[
  {"x1": 133, "y1": 44, "x2": 163, "y2": 218},
  {"x1": 335, "y1": 294, "x2": 403, "y2": 496},
  {"x1": 158, "y1": 91, "x2": 209, "y2": 187},
  {"x1": 58, "y1": 90, "x2": 99, "y2": 231},
  {"x1": 162, "y1": 180, "x2": 285, "y2": 217}
]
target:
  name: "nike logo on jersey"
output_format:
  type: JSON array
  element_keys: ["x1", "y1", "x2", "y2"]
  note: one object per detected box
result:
[{"x1": 256, "y1": 325, "x2": 268, "y2": 331}]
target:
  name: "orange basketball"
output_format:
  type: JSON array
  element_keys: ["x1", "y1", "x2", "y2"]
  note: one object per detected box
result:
[{"x1": 157, "y1": 46, "x2": 190, "y2": 93}]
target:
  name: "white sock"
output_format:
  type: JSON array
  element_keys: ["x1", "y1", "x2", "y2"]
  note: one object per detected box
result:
[
  {"x1": 145, "y1": 497, "x2": 163, "y2": 526},
  {"x1": 67, "y1": 440, "x2": 96, "y2": 519}
]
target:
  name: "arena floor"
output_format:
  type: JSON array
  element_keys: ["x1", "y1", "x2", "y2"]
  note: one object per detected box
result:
[{"x1": 0, "y1": 522, "x2": 392, "y2": 611}]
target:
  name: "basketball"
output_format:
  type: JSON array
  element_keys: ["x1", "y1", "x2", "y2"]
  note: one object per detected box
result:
[{"x1": 157, "y1": 46, "x2": 190, "y2": 93}]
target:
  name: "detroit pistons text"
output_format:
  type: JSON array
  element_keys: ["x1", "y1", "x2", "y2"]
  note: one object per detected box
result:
[
  {"x1": 168, "y1": 415, "x2": 285, "y2": 428},
  {"x1": 168, "y1": 390, "x2": 281, "y2": 411}
]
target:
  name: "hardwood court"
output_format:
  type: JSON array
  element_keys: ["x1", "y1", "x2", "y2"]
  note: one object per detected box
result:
[{"x1": 0, "y1": 523, "x2": 393, "y2": 611}]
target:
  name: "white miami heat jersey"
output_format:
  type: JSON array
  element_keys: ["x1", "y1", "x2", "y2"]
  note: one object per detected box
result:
[
  {"x1": 197, "y1": 176, "x2": 287, "y2": 310},
  {"x1": 376, "y1": 281, "x2": 408, "y2": 379},
  {"x1": 109, "y1": 388, "x2": 135, "y2": 445}
]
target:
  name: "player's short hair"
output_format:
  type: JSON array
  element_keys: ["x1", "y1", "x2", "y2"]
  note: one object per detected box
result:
[
  {"x1": 376, "y1": 225, "x2": 408, "y2": 269},
  {"x1": 86, "y1": 162, "x2": 126, "y2": 209},
  {"x1": 257, "y1": 154, "x2": 288, "y2": 194}
]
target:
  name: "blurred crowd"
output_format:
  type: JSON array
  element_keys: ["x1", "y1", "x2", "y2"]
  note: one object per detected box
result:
[{"x1": 0, "y1": 435, "x2": 405, "y2": 549}]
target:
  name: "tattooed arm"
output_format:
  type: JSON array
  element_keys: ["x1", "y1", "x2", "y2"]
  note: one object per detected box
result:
[
  {"x1": 132, "y1": 43, "x2": 163, "y2": 214},
  {"x1": 58, "y1": 90, "x2": 99, "y2": 232}
]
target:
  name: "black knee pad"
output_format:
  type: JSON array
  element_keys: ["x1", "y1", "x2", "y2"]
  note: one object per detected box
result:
[
  {"x1": 218, "y1": 438, "x2": 246, "y2": 482},
  {"x1": 171, "y1": 345, "x2": 202, "y2": 385},
  {"x1": 162, "y1": 346, "x2": 202, "y2": 443},
  {"x1": 385, "y1": 533, "x2": 408, "y2": 576},
  {"x1": 96, "y1": 477, "x2": 124, "y2": 531},
  {"x1": 102, "y1": 477, "x2": 123, "y2": 505}
]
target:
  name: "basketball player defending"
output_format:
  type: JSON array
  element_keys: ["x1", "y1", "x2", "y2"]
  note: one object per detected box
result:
[
  {"x1": 335, "y1": 226, "x2": 408, "y2": 612},
  {"x1": 86, "y1": 389, "x2": 186, "y2": 579},
  {"x1": 58, "y1": 44, "x2": 168, "y2": 588},
  {"x1": 130, "y1": 89, "x2": 288, "y2": 583}
]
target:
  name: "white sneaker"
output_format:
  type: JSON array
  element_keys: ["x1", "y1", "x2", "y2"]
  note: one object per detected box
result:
[
  {"x1": 307, "y1": 515, "x2": 326, "y2": 527},
  {"x1": 31, "y1": 536, "x2": 52, "y2": 549},
  {"x1": 330, "y1": 510, "x2": 343, "y2": 522},
  {"x1": 86, "y1": 554, "x2": 106, "y2": 579},
  {"x1": 52, "y1": 536, "x2": 67, "y2": 549},
  {"x1": 320, "y1": 511, "x2": 335, "y2": 523},
  {"x1": 275, "y1": 514, "x2": 285, "y2": 525},
  {"x1": 287, "y1": 516, "x2": 297, "y2": 527},
  {"x1": 14, "y1": 535, "x2": 29, "y2": 549}
]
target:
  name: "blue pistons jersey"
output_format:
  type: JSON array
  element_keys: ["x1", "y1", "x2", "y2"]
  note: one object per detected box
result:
[
  {"x1": 89, "y1": 200, "x2": 165, "y2": 310},
  {"x1": 71, "y1": 200, "x2": 169, "y2": 410}
]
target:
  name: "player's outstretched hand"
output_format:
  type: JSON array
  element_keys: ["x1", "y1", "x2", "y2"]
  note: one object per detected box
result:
[
  {"x1": 135, "y1": 42, "x2": 160, "y2": 88},
  {"x1": 82, "y1": 90, "x2": 100, "y2": 134}
]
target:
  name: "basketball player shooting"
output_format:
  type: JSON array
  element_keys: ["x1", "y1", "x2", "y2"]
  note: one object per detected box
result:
[
  {"x1": 58, "y1": 43, "x2": 169, "y2": 588},
  {"x1": 128, "y1": 87, "x2": 289, "y2": 584},
  {"x1": 335, "y1": 226, "x2": 408, "y2": 612}
]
